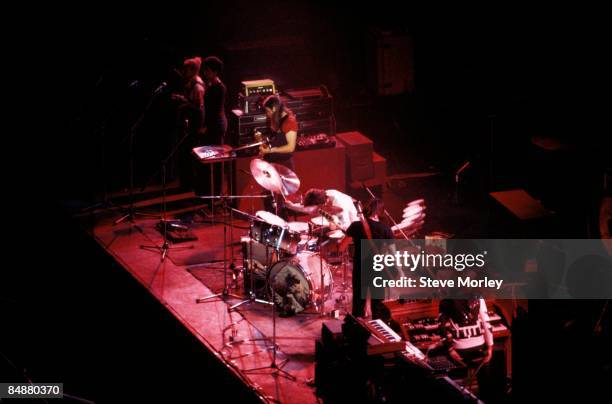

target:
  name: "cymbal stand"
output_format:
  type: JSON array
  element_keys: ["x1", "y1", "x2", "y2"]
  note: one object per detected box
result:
[
  {"x1": 222, "y1": 224, "x2": 275, "y2": 355},
  {"x1": 195, "y1": 195, "x2": 268, "y2": 302},
  {"x1": 114, "y1": 85, "x2": 165, "y2": 226},
  {"x1": 140, "y1": 133, "x2": 195, "y2": 261},
  {"x1": 242, "y1": 246, "x2": 295, "y2": 381},
  {"x1": 334, "y1": 248, "x2": 351, "y2": 314},
  {"x1": 317, "y1": 221, "x2": 332, "y2": 317},
  {"x1": 228, "y1": 208, "x2": 276, "y2": 312}
]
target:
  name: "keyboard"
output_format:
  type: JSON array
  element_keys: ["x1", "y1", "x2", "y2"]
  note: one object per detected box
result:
[{"x1": 427, "y1": 355, "x2": 462, "y2": 373}]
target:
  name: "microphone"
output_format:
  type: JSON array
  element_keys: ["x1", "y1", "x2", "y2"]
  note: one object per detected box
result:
[
  {"x1": 456, "y1": 161, "x2": 470, "y2": 176},
  {"x1": 455, "y1": 161, "x2": 470, "y2": 183},
  {"x1": 128, "y1": 80, "x2": 140, "y2": 88},
  {"x1": 153, "y1": 82, "x2": 167, "y2": 94}
]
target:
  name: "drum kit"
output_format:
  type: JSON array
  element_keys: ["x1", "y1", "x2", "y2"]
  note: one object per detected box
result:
[
  {"x1": 232, "y1": 158, "x2": 346, "y2": 317},
  {"x1": 190, "y1": 140, "x2": 347, "y2": 317},
  {"x1": 190, "y1": 143, "x2": 425, "y2": 378}
]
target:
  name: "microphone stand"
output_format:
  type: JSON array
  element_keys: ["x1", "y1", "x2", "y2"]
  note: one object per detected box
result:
[
  {"x1": 195, "y1": 195, "x2": 268, "y2": 303},
  {"x1": 228, "y1": 191, "x2": 281, "y2": 312},
  {"x1": 114, "y1": 83, "x2": 166, "y2": 226},
  {"x1": 454, "y1": 160, "x2": 470, "y2": 205},
  {"x1": 242, "y1": 246, "x2": 295, "y2": 381},
  {"x1": 140, "y1": 118, "x2": 191, "y2": 194},
  {"x1": 319, "y1": 222, "x2": 330, "y2": 316},
  {"x1": 79, "y1": 118, "x2": 116, "y2": 214},
  {"x1": 140, "y1": 115, "x2": 195, "y2": 261},
  {"x1": 81, "y1": 79, "x2": 141, "y2": 217}
]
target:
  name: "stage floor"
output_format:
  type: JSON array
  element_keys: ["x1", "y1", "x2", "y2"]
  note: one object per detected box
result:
[
  {"x1": 74, "y1": 171, "x2": 497, "y2": 402},
  {"x1": 83, "y1": 209, "x2": 353, "y2": 403}
]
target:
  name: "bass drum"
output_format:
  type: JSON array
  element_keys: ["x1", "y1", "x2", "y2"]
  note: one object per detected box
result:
[{"x1": 268, "y1": 252, "x2": 333, "y2": 316}]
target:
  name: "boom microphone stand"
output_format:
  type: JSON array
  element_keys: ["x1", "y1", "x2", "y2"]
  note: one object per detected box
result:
[
  {"x1": 194, "y1": 196, "x2": 267, "y2": 303},
  {"x1": 194, "y1": 150, "x2": 268, "y2": 302},
  {"x1": 140, "y1": 116, "x2": 195, "y2": 261},
  {"x1": 114, "y1": 82, "x2": 167, "y2": 226}
]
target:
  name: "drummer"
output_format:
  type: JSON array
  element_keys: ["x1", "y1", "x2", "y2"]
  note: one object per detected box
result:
[
  {"x1": 285, "y1": 188, "x2": 359, "y2": 232},
  {"x1": 255, "y1": 95, "x2": 298, "y2": 220}
]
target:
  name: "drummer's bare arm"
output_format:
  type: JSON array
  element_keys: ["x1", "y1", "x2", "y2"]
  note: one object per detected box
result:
[{"x1": 285, "y1": 200, "x2": 317, "y2": 215}]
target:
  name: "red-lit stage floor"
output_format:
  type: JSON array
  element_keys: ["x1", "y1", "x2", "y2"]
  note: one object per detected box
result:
[
  {"x1": 83, "y1": 210, "x2": 351, "y2": 403},
  {"x1": 76, "y1": 173, "x2": 497, "y2": 402}
]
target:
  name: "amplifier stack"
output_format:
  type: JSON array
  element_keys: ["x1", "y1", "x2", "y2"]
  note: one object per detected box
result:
[
  {"x1": 229, "y1": 83, "x2": 336, "y2": 156},
  {"x1": 238, "y1": 79, "x2": 276, "y2": 115},
  {"x1": 282, "y1": 86, "x2": 335, "y2": 137}
]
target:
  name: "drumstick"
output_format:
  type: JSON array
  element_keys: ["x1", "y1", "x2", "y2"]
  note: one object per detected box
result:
[
  {"x1": 403, "y1": 211, "x2": 425, "y2": 220},
  {"x1": 403, "y1": 205, "x2": 426, "y2": 216}
]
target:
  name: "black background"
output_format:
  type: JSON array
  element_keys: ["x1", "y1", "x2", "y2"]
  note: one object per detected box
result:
[{"x1": 3, "y1": 2, "x2": 610, "y2": 402}]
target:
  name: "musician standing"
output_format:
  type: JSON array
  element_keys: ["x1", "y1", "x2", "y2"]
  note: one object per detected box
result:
[
  {"x1": 193, "y1": 56, "x2": 227, "y2": 197},
  {"x1": 172, "y1": 56, "x2": 205, "y2": 129},
  {"x1": 436, "y1": 298, "x2": 496, "y2": 400},
  {"x1": 256, "y1": 95, "x2": 298, "y2": 219},
  {"x1": 171, "y1": 56, "x2": 205, "y2": 190},
  {"x1": 340, "y1": 198, "x2": 396, "y2": 318},
  {"x1": 201, "y1": 56, "x2": 227, "y2": 144}
]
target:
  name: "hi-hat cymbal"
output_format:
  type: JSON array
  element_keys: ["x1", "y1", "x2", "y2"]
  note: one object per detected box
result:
[{"x1": 272, "y1": 163, "x2": 300, "y2": 196}]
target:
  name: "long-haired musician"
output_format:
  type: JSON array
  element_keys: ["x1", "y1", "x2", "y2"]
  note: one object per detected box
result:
[
  {"x1": 255, "y1": 95, "x2": 298, "y2": 219},
  {"x1": 201, "y1": 56, "x2": 227, "y2": 145},
  {"x1": 171, "y1": 56, "x2": 205, "y2": 191},
  {"x1": 256, "y1": 95, "x2": 298, "y2": 171}
]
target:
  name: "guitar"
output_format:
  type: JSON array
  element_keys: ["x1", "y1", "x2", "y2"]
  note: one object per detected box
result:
[
  {"x1": 317, "y1": 206, "x2": 344, "y2": 231},
  {"x1": 233, "y1": 131, "x2": 272, "y2": 153}
]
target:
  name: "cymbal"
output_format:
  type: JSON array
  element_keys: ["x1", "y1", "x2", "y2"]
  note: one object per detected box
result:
[
  {"x1": 249, "y1": 158, "x2": 300, "y2": 196},
  {"x1": 271, "y1": 163, "x2": 300, "y2": 196},
  {"x1": 250, "y1": 159, "x2": 284, "y2": 194},
  {"x1": 256, "y1": 210, "x2": 287, "y2": 228},
  {"x1": 230, "y1": 207, "x2": 260, "y2": 222}
]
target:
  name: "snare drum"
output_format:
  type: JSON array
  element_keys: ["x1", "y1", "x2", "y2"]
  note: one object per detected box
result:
[
  {"x1": 310, "y1": 216, "x2": 330, "y2": 227},
  {"x1": 297, "y1": 237, "x2": 319, "y2": 253},
  {"x1": 288, "y1": 221, "x2": 310, "y2": 235}
]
